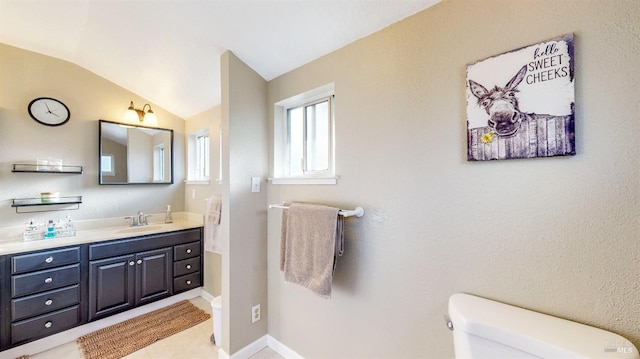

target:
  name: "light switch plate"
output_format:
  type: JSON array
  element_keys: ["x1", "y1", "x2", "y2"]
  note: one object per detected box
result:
[{"x1": 251, "y1": 177, "x2": 261, "y2": 192}]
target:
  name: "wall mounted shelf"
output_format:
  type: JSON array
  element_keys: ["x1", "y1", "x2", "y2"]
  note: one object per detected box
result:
[
  {"x1": 12, "y1": 163, "x2": 83, "y2": 174},
  {"x1": 11, "y1": 196, "x2": 83, "y2": 213}
]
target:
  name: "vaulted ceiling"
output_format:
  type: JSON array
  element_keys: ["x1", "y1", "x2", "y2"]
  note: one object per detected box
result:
[{"x1": 0, "y1": 0, "x2": 440, "y2": 119}]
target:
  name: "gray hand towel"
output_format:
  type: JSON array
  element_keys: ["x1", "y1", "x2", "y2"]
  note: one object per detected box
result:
[{"x1": 281, "y1": 202, "x2": 343, "y2": 298}]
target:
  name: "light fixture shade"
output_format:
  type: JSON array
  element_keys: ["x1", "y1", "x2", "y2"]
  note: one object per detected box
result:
[
  {"x1": 143, "y1": 111, "x2": 158, "y2": 126},
  {"x1": 124, "y1": 101, "x2": 140, "y2": 122},
  {"x1": 124, "y1": 108, "x2": 139, "y2": 122}
]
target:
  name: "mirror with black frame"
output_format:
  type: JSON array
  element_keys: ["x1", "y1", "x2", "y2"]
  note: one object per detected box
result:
[{"x1": 99, "y1": 120, "x2": 173, "y2": 184}]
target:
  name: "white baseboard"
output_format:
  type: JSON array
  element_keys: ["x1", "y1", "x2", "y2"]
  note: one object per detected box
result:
[
  {"x1": 1, "y1": 288, "x2": 203, "y2": 359},
  {"x1": 218, "y1": 347, "x2": 230, "y2": 359},
  {"x1": 226, "y1": 334, "x2": 304, "y2": 359},
  {"x1": 200, "y1": 288, "x2": 216, "y2": 302},
  {"x1": 229, "y1": 335, "x2": 269, "y2": 359},
  {"x1": 266, "y1": 335, "x2": 304, "y2": 359}
]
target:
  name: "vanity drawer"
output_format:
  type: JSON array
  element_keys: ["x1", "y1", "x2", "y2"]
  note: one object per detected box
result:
[
  {"x1": 89, "y1": 229, "x2": 202, "y2": 260},
  {"x1": 173, "y1": 272, "x2": 201, "y2": 293},
  {"x1": 174, "y1": 241, "x2": 200, "y2": 261},
  {"x1": 12, "y1": 264, "x2": 80, "y2": 298},
  {"x1": 11, "y1": 247, "x2": 80, "y2": 274},
  {"x1": 11, "y1": 285, "x2": 80, "y2": 321},
  {"x1": 173, "y1": 257, "x2": 201, "y2": 277},
  {"x1": 11, "y1": 305, "x2": 80, "y2": 344}
]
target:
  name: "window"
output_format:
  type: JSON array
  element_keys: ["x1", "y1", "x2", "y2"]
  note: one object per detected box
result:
[
  {"x1": 273, "y1": 83, "x2": 336, "y2": 185},
  {"x1": 153, "y1": 144, "x2": 165, "y2": 181},
  {"x1": 287, "y1": 97, "x2": 332, "y2": 176},
  {"x1": 196, "y1": 134, "x2": 210, "y2": 179},
  {"x1": 186, "y1": 129, "x2": 210, "y2": 183},
  {"x1": 101, "y1": 154, "x2": 115, "y2": 176}
]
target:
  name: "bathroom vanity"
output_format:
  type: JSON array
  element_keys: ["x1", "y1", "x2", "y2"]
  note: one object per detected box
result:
[{"x1": 0, "y1": 224, "x2": 203, "y2": 351}]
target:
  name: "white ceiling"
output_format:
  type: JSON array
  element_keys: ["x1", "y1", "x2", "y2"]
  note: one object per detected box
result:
[{"x1": 0, "y1": 0, "x2": 440, "y2": 119}]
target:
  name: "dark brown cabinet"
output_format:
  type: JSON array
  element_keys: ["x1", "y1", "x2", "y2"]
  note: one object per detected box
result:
[
  {"x1": 88, "y1": 254, "x2": 135, "y2": 320},
  {"x1": 173, "y1": 241, "x2": 202, "y2": 293},
  {"x1": 0, "y1": 227, "x2": 203, "y2": 352},
  {"x1": 136, "y1": 248, "x2": 172, "y2": 305},
  {"x1": 6, "y1": 246, "x2": 83, "y2": 346},
  {"x1": 89, "y1": 247, "x2": 172, "y2": 321}
]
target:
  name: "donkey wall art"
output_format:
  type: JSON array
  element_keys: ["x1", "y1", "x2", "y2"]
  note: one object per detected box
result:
[{"x1": 466, "y1": 34, "x2": 575, "y2": 161}]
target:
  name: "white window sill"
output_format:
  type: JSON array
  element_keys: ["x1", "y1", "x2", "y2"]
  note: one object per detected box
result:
[
  {"x1": 184, "y1": 179, "x2": 210, "y2": 185},
  {"x1": 269, "y1": 177, "x2": 338, "y2": 185}
]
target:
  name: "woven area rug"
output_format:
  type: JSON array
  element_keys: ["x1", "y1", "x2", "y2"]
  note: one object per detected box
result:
[{"x1": 77, "y1": 300, "x2": 210, "y2": 359}]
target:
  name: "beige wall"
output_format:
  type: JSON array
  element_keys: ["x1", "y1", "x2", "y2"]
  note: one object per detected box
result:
[
  {"x1": 221, "y1": 51, "x2": 269, "y2": 354},
  {"x1": 266, "y1": 0, "x2": 640, "y2": 357},
  {"x1": 0, "y1": 43, "x2": 186, "y2": 227}
]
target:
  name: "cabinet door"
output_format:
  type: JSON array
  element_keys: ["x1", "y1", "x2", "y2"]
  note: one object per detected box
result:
[
  {"x1": 135, "y1": 248, "x2": 172, "y2": 305},
  {"x1": 88, "y1": 254, "x2": 135, "y2": 321}
]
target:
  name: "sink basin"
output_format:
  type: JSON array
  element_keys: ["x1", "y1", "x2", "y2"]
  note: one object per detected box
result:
[{"x1": 117, "y1": 225, "x2": 166, "y2": 234}]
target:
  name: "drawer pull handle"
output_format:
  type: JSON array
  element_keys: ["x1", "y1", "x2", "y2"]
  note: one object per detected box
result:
[
  {"x1": 129, "y1": 261, "x2": 135, "y2": 266},
  {"x1": 137, "y1": 259, "x2": 143, "y2": 265},
  {"x1": 44, "y1": 277, "x2": 53, "y2": 284},
  {"x1": 186, "y1": 249, "x2": 192, "y2": 254},
  {"x1": 45, "y1": 299, "x2": 53, "y2": 306},
  {"x1": 186, "y1": 264, "x2": 192, "y2": 270},
  {"x1": 45, "y1": 256, "x2": 54, "y2": 264},
  {"x1": 44, "y1": 321, "x2": 53, "y2": 329},
  {"x1": 186, "y1": 280, "x2": 192, "y2": 285}
]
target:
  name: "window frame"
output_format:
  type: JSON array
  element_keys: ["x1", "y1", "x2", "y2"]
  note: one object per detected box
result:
[
  {"x1": 272, "y1": 83, "x2": 336, "y2": 185},
  {"x1": 100, "y1": 154, "x2": 115, "y2": 176},
  {"x1": 195, "y1": 133, "x2": 210, "y2": 180},
  {"x1": 186, "y1": 128, "x2": 211, "y2": 184},
  {"x1": 286, "y1": 96, "x2": 333, "y2": 177},
  {"x1": 153, "y1": 143, "x2": 165, "y2": 181}
]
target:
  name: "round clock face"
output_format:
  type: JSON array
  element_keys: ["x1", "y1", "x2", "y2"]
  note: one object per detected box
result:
[{"x1": 28, "y1": 97, "x2": 70, "y2": 126}]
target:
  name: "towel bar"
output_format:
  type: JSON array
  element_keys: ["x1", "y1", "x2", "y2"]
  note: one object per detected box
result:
[{"x1": 269, "y1": 204, "x2": 364, "y2": 218}]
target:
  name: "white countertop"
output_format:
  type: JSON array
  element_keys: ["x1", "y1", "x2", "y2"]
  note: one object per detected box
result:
[{"x1": 0, "y1": 212, "x2": 204, "y2": 256}]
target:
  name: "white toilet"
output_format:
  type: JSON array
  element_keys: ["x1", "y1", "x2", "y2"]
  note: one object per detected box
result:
[{"x1": 448, "y1": 293, "x2": 639, "y2": 358}]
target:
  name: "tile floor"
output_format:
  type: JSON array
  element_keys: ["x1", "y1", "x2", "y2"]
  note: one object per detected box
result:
[{"x1": 29, "y1": 297, "x2": 284, "y2": 359}]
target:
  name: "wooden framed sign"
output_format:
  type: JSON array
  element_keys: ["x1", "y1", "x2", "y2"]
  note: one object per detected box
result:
[{"x1": 466, "y1": 34, "x2": 575, "y2": 161}]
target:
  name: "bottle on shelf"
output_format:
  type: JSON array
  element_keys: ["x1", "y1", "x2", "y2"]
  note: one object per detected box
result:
[
  {"x1": 23, "y1": 219, "x2": 41, "y2": 241},
  {"x1": 44, "y1": 220, "x2": 56, "y2": 238},
  {"x1": 165, "y1": 204, "x2": 173, "y2": 224}
]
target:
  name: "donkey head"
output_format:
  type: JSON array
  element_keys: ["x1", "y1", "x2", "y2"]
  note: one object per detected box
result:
[{"x1": 469, "y1": 65, "x2": 527, "y2": 136}]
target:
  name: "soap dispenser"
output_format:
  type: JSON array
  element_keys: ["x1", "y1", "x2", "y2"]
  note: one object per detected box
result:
[{"x1": 165, "y1": 204, "x2": 173, "y2": 224}]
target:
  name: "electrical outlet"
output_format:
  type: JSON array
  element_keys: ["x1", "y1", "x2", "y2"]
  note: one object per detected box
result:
[{"x1": 252, "y1": 304, "x2": 261, "y2": 323}]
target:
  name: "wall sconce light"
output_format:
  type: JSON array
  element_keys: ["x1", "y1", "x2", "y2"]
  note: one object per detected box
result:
[{"x1": 124, "y1": 101, "x2": 158, "y2": 126}]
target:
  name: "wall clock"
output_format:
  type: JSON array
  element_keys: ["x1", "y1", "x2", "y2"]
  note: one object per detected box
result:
[{"x1": 28, "y1": 97, "x2": 70, "y2": 126}]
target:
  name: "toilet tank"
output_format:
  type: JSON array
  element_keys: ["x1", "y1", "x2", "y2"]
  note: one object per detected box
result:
[{"x1": 448, "y1": 293, "x2": 639, "y2": 359}]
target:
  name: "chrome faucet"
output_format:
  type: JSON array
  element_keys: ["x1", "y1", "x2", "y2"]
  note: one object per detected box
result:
[{"x1": 124, "y1": 211, "x2": 152, "y2": 227}]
